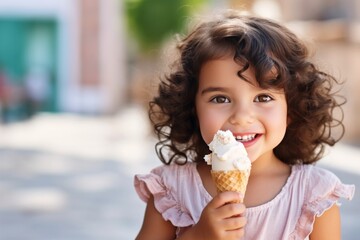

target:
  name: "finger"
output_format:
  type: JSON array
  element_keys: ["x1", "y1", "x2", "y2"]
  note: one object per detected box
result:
[
  {"x1": 216, "y1": 202, "x2": 246, "y2": 219},
  {"x1": 225, "y1": 227, "x2": 246, "y2": 239},
  {"x1": 222, "y1": 215, "x2": 247, "y2": 231},
  {"x1": 210, "y1": 191, "x2": 243, "y2": 208}
]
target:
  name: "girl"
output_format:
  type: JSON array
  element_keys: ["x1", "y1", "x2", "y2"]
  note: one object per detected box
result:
[{"x1": 134, "y1": 10, "x2": 354, "y2": 240}]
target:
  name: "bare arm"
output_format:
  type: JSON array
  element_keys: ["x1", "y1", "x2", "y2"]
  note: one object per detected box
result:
[
  {"x1": 309, "y1": 204, "x2": 341, "y2": 240},
  {"x1": 135, "y1": 195, "x2": 176, "y2": 240}
]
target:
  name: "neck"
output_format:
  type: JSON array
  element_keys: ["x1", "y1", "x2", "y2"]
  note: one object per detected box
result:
[{"x1": 250, "y1": 151, "x2": 288, "y2": 177}]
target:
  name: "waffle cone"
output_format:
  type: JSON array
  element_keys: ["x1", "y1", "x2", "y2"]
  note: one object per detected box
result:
[{"x1": 211, "y1": 169, "x2": 250, "y2": 203}]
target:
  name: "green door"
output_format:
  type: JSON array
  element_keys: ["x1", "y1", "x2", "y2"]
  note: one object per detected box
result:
[
  {"x1": 0, "y1": 18, "x2": 58, "y2": 121},
  {"x1": 0, "y1": 19, "x2": 27, "y2": 81}
]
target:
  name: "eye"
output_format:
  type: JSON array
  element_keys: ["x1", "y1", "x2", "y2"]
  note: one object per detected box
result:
[
  {"x1": 254, "y1": 94, "x2": 273, "y2": 102},
  {"x1": 210, "y1": 96, "x2": 230, "y2": 103}
]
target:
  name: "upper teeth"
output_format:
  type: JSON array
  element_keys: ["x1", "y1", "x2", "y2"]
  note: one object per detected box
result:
[{"x1": 235, "y1": 134, "x2": 256, "y2": 141}]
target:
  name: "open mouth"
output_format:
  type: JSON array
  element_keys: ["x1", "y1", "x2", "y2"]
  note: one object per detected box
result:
[{"x1": 235, "y1": 134, "x2": 259, "y2": 143}]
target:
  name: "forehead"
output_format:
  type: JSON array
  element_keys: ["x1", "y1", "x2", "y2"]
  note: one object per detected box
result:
[
  {"x1": 199, "y1": 57, "x2": 279, "y2": 87},
  {"x1": 199, "y1": 57, "x2": 246, "y2": 78}
]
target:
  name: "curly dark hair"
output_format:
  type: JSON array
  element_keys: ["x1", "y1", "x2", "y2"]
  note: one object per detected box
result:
[{"x1": 149, "y1": 10, "x2": 345, "y2": 166}]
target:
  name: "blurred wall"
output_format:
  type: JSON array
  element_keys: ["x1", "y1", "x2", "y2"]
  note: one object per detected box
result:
[
  {"x1": 276, "y1": 0, "x2": 360, "y2": 143},
  {"x1": 0, "y1": 0, "x2": 126, "y2": 119}
]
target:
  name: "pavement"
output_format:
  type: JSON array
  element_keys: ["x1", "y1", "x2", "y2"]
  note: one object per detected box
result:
[{"x1": 0, "y1": 105, "x2": 359, "y2": 240}]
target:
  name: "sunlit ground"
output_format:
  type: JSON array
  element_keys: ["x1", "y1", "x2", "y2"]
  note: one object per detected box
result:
[
  {"x1": 0, "y1": 104, "x2": 359, "y2": 239},
  {"x1": 0, "y1": 105, "x2": 159, "y2": 239}
]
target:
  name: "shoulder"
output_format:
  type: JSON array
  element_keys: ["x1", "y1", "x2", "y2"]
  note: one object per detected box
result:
[
  {"x1": 148, "y1": 162, "x2": 198, "y2": 187},
  {"x1": 134, "y1": 162, "x2": 197, "y2": 202},
  {"x1": 294, "y1": 164, "x2": 340, "y2": 190},
  {"x1": 134, "y1": 162, "x2": 199, "y2": 228},
  {"x1": 151, "y1": 162, "x2": 197, "y2": 176},
  {"x1": 295, "y1": 163, "x2": 337, "y2": 178},
  {"x1": 295, "y1": 164, "x2": 353, "y2": 202},
  {"x1": 289, "y1": 164, "x2": 354, "y2": 239}
]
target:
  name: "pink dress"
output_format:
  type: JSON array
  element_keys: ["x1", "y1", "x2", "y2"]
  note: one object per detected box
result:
[{"x1": 134, "y1": 162, "x2": 354, "y2": 239}]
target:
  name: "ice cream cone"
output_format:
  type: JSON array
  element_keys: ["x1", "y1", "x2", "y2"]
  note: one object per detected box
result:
[
  {"x1": 205, "y1": 130, "x2": 252, "y2": 203},
  {"x1": 211, "y1": 169, "x2": 250, "y2": 203}
]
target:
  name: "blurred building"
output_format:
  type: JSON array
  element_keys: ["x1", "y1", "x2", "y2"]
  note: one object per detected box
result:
[
  {"x1": 276, "y1": 0, "x2": 360, "y2": 143},
  {"x1": 0, "y1": 0, "x2": 126, "y2": 121}
]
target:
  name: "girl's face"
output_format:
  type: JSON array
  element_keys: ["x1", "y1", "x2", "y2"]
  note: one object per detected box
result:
[{"x1": 195, "y1": 57, "x2": 288, "y2": 163}]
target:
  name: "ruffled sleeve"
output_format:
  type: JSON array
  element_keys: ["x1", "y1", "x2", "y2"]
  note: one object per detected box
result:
[
  {"x1": 134, "y1": 164, "x2": 194, "y2": 227},
  {"x1": 291, "y1": 166, "x2": 355, "y2": 239}
]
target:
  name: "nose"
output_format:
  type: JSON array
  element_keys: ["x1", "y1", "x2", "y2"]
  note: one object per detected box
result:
[{"x1": 229, "y1": 102, "x2": 255, "y2": 126}]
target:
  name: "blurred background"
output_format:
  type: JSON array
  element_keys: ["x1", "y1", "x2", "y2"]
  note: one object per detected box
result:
[{"x1": 0, "y1": 0, "x2": 359, "y2": 239}]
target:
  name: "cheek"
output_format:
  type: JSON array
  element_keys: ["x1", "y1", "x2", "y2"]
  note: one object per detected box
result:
[
  {"x1": 196, "y1": 108, "x2": 220, "y2": 144},
  {"x1": 275, "y1": 118, "x2": 287, "y2": 137},
  {"x1": 197, "y1": 114, "x2": 215, "y2": 144},
  {"x1": 270, "y1": 106, "x2": 288, "y2": 138}
]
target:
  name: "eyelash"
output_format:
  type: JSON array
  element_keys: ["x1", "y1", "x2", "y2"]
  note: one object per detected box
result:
[
  {"x1": 254, "y1": 94, "x2": 274, "y2": 102},
  {"x1": 210, "y1": 96, "x2": 230, "y2": 103},
  {"x1": 210, "y1": 94, "x2": 274, "y2": 103}
]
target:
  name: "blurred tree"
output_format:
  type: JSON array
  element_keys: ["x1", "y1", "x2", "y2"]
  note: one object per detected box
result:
[
  {"x1": 123, "y1": 0, "x2": 207, "y2": 105},
  {"x1": 124, "y1": 0, "x2": 206, "y2": 53}
]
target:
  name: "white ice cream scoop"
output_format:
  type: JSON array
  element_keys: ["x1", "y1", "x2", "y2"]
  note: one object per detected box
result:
[{"x1": 204, "y1": 130, "x2": 251, "y2": 171}]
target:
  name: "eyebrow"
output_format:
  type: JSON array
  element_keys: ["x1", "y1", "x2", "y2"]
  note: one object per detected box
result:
[{"x1": 200, "y1": 87, "x2": 229, "y2": 95}]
